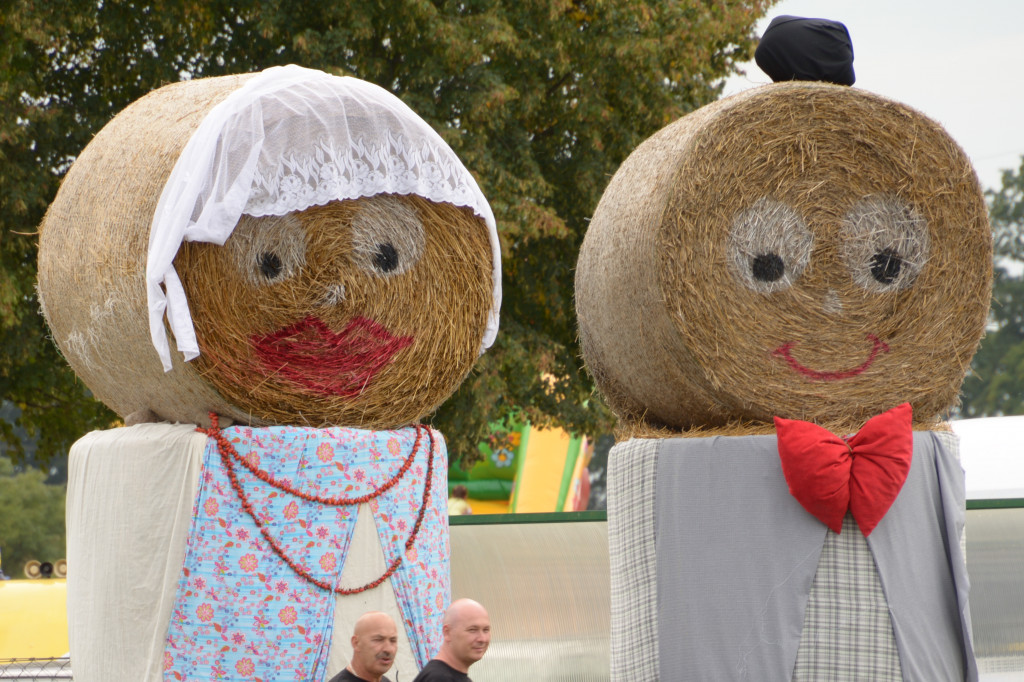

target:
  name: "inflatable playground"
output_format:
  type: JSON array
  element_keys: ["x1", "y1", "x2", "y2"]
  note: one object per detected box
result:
[
  {"x1": 4, "y1": 15, "x2": 1024, "y2": 682},
  {"x1": 449, "y1": 418, "x2": 596, "y2": 516}
]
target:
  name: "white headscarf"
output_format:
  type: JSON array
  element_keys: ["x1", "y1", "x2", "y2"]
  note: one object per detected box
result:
[{"x1": 147, "y1": 65, "x2": 500, "y2": 371}]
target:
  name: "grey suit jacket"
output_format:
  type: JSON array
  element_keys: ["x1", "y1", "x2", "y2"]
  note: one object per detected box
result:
[{"x1": 654, "y1": 432, "x2": 975, "y2": 681}]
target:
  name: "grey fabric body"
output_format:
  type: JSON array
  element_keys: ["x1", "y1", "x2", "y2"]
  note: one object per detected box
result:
[
  {"x1": 607, "y1": 432, "x2": 976, "y2": 682},
  {"x1": 655, "y1": 434, "x2": 825, "y2": 681},
  {"x1": 862, "y1": 431, "x2": 976, "y2": 681}
]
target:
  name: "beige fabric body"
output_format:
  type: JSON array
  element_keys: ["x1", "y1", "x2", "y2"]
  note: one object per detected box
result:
[
  {"x1": 327, "y1": 503, "x2": 419, "y2": 680},
  {"x1": 65, "y1": 424, "x2": 415, "y2": 682}
]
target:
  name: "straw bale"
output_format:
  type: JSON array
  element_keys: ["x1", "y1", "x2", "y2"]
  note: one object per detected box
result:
[
  {"x1": 38, "y1": 74, "x2": 255, "y2": 427},
  {"x1": 615, "y1": 415, "x2": 951, "y2": 442},
  {"x1": 576, "y1": 82, "x2": 992, "y2": 436},
  {"x1": 37, "y1": 75, "x2": 492, "y2": 429}
]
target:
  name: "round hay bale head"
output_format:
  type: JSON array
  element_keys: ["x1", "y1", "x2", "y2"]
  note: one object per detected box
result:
[
  {"x1": 576, "y1": 82, "x2": 992, "y2": 434},
  {"x1": 38, "y1": 74, "x2": 493, "y2": 429}
]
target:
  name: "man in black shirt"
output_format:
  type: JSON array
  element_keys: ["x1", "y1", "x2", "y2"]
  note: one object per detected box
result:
[
  {"x1": 328, "y1": 611, "x2": 398, "y2": 682},
  {"x1": 412, "y1": 599, "x2": 491, "y2": 681}
]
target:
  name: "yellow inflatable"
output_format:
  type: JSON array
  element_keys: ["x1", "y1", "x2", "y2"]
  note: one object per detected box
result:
[{"x1": 0, "y1": 579, "x2": 69, "y2": 658}]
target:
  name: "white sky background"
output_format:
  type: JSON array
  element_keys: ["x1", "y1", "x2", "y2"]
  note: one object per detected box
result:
[
  {"x1": 952, "y1": 415, "x2": 1024, "y2": 497},
  {"x1": 722, "y1": 0, "x2": 1024, "y2": 192}
]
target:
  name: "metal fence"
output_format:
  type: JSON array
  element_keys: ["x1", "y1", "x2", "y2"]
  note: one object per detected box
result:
[
  {"x1": 0, "y1": 658, "x2": 72, "y2": 681},
  {"x1": 451, "y1": 506, "x2": 1024, "y2": 682}
]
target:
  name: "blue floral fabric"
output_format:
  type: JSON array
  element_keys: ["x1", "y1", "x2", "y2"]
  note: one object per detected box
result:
[{"x1": 163, "y1": 424, "x2": 450, "y2": 681}]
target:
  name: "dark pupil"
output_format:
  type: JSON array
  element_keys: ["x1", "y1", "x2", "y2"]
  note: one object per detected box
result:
[
  {"x1": 752, "y1": 253, "x2": 785, "y2": 282},
  {"x1": 258, "y1": 252, "x2": 283, "y2": 279},
  {"x1": 870, "y1": 249, "x2": 902, "y2": 284},
  {"x1": 374, "y1": 242, "x2": 399, "y2": 273}
]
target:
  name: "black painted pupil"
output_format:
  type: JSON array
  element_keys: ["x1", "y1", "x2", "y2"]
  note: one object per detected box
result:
[
  {"x1": 258, "y1": 252, "x2": 283, "y2": 279},
  {"x1": 752, "y1": 253, "x2": 785, "y2": 282},
  {"x1": 870, "y1": 249, "x2": 902, "y2": 285},
  {"x1": 374, "y1": 242, "x2": 399, "y2": 273}
]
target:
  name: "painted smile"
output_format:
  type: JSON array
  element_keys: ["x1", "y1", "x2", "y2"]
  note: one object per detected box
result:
[
  {"x1": 772, "y1": 333, "x2": 890, "y2": 381},
  {"x1": 252, "y1": 315, "x2": 413, "y2": 397}
]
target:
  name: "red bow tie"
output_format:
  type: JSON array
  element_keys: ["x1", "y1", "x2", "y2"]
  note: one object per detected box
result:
[{"x1": 774, "y1": 403, "x2": 913, "y2": 536}]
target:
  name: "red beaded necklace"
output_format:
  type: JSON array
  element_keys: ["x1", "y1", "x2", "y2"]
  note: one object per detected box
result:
[{"x1": 198, "y1": 414, "x2": 434, "y2": 595}]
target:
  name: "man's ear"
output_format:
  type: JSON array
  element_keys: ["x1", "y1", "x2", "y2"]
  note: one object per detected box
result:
[{"x1": 351, "y1": 634, "x2": 359, "y2": 649}]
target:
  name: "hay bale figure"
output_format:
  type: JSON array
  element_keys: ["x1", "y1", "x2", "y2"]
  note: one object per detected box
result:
[
  {"x1": 38, "y1": 65, "x2": 500, "y2": 682},
  {"x1": 576, "y1": 82, "x2": 988, "y2": 680}
]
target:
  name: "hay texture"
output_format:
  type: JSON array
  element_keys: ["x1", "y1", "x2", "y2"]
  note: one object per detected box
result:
[
  {"x1": 178, "y1": 195, "x2": 491, "y2": 428},
  {"x1": 576, "y1": 82, "x2": 992, "y2": 436},
  {"x1": 37, "y1": 76, "x2": 492, "y2": 429}
]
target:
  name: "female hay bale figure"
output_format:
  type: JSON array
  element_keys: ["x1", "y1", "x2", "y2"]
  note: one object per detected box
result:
[
  {"x1": 38, "y1": 65, "x2": 500, "y2": 682},
  {"x1": 576, "y1": 65, "x2": 988, "y2": 682}
]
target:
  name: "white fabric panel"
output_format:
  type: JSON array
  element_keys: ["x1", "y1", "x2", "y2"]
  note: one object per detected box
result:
[
  {"x1": 326, "y1": 503, "x2": 419, "y2": 681},
  {"x1": 66, "y1": 424, "x2": 207, "y2": 682}
]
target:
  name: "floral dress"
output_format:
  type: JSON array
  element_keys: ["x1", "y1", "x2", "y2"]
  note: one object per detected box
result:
[{"x1": 163, "y1": 424, "x2": 449, "y2": 681}]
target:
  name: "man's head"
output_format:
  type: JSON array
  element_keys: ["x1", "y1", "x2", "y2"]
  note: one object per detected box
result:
[
  {"x1": 438, "y1": 598, "x2": 491, "y2": 672},
  {"x1": 350, "y1": 611, "x2": 398, "y2": 681}
]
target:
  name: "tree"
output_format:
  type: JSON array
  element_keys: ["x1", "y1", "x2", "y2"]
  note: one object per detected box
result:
[
  {"x1": 0, "y1": 455, "x2": 67, "y2": 576},
  {"x1": 1, "y1": 1, "x2": 261, "y2": 465},
  {"x1": 1, "y1": 0, "x2": 776, "y2": 467},
  {"x1": 960, "y1": 156, "x2": 1024, "y2": 417}
]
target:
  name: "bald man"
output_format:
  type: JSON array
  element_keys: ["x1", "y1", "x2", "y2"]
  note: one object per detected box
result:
[
  {"x1": 328, "y1": 611, "x2": 398, "y2": 682},
  {"x1": 412, "y1": 599, "x2": 491, "y2": 682}
]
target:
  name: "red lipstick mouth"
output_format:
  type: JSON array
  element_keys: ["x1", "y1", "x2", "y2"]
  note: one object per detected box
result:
[
  {"x1": 771, "y1": 333, "x2": 889, "y2": 381},
  {"x1": 251, "y1": 315, "x2": 413, "y2": 397}
]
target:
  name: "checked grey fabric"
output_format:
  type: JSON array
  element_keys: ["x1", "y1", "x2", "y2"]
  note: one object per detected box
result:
[
  {"x1": 607, "y1": 438, "x2": 660, "y2": 682},
  {"x1": 792, "y1": 513, "x2": 902, "y2": 681}
]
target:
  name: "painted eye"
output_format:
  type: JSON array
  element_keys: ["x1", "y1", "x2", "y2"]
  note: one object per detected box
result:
[
  {"x1": 840, "y1": 196, "x2": 928, "y2": 292},
  {"x1": 258, "y1": 252, "x2": 283, "y2": 279},
  {"x1": 373, "y1": 243, "x2": 400, "y2": 273},
  {"x1": 227, "y1": 213, "x2": 307, "y2": 286},
  {"x1": 351, "y1": 195, "x2": 425, "y2": 277},
  {"x1": 728, "y1": 197, "x2": 814, "y2": 293},
  {"x1": 870, "y1": 249, "x2": 901, "y2": 285}
]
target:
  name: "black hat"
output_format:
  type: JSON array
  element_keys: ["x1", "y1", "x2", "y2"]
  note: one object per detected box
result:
[{"x1": 755, "y1": 15, "x2": 855, "y2": 86}]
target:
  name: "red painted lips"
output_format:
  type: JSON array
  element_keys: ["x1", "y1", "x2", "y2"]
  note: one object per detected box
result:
[
  {"x1": 772, "y1": 334, "x2": 890, "y2": 381},
  {"x1": 252, "y1": 315, "x2": 413, "y2": 397}
]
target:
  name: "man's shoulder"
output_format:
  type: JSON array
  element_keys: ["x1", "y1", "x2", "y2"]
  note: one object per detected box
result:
[
  {"x1": 326, "y1": 669, "x2": 394, "y2": 682},
  {"x1": 411, "y1": 659, "x2": 471, "y2": 682},
  {"x1": 327, "y1": 670, "x2": 359, "y2": 682}
]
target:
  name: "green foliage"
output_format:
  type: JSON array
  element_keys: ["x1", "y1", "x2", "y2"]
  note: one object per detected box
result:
[
  {"x1": 1, "y1": 0, "x2": 775, "y2": 468},
  {"x1": 961, "y1": 156, "x2": 1024, "y2": 417},
  {"x1": 0, "y1": 455, "x2": 66, "y2": 575}
]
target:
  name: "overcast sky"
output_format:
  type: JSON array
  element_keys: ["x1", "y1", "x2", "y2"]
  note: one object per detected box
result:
[{"x1": 722, "y1": 0, "x2": 1024, "y2": 192}]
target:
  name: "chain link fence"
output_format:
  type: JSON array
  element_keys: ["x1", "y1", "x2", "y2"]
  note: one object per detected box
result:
[{"x1": 0, "y1": 658, "x2": 72, "y2": 680}]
